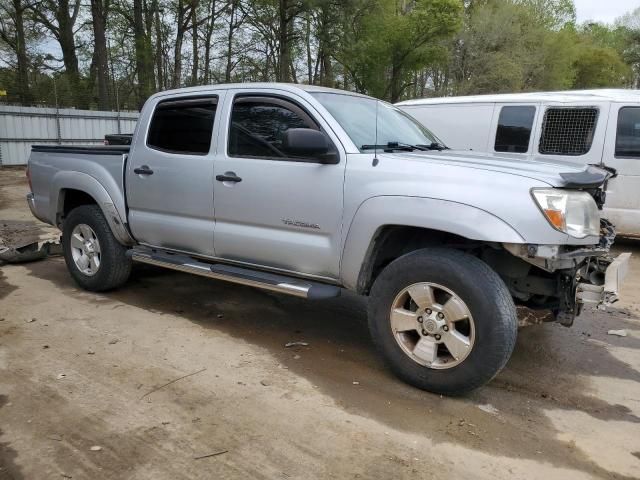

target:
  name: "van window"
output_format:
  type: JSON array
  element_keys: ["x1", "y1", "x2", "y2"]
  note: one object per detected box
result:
[
  {"x1": 615, "y1": 107, "x2": 640, "y2": 158},
  {"x1": 147, "y1": 97, "x2": 217, "y2": 154},
  {"x1": 494, "y1": 106, "x2": 536, "y2": 153},
  {"x1": 539, "y1": 107, "x2": 598, "y2": 156}
]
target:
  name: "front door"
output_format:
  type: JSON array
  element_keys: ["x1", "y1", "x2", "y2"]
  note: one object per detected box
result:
[
  {"x1": 212, "y1": 90, "x2": 346, "y2": 279},
  {"x1": 126, "y1": 93, "x2": 223, "y2": 256}
]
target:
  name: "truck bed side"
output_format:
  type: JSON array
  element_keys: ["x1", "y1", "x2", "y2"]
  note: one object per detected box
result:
[{"x1": 28, "y1": 145, "x2": 134, "y2": 245}]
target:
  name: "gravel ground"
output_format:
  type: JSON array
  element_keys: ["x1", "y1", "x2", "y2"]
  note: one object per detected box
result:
[{"x1": 1, "y1": 166, "x2": 639, "y2": 480}]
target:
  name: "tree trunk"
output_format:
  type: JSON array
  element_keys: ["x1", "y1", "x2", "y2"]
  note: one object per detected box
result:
[
  {"x1": 203, "y1": 0, "x2": 216, "y2": 84},
  {"x1": 134, "y1": 0, "x2": 155, "y2": 107},
  {"x1": 173, "y1": 0, "x2": 186, "y2": 88},
  {"x1": 90, "y1": 0, "x2": 110, "y2": 109},
  {"x1": 225, "y1": 0, "x2": 237, "y2": 82},
  {"x1": 57, "y1": 0, "x2": 82, "y2": 105},
  {"x1": 191, "y1": 3, "x2": 199, "y2": 85},
  {"x1": 12, "y1": 0, "x2": 32, "y2": 104},
  {"x1": 305, "y1": 11, "x2": 312, "y2": 84},
  {"x1": 152, "y1": 0, "x2": 164, "y2": 90},
  {"x1": 277, "y1": 0, "x2": 291, "y2": 82}
]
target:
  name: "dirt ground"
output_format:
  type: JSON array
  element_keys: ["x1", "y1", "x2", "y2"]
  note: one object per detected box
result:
[{"x1": 1, "y1": 166, "x2": 639, "y2": 480}]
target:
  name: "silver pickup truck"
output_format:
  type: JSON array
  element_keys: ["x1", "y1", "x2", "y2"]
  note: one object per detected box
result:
[{"x1": 26, "y1": 83, "x2": 630, "y2": 395}]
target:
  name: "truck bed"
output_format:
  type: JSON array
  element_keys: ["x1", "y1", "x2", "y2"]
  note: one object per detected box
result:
[{"x1": 28, "y1": 144, "x2": 130, "y2": 230}]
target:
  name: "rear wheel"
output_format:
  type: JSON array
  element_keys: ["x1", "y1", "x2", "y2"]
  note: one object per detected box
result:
[
  {"x1": 368, "y1": 248, "x2": 517, "y2": 395},
  {"x1": 62, "y1": 205, "x2": 131, "y2": 291}
]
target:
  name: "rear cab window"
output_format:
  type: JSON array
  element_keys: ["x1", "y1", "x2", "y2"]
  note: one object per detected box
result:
[
  {"x1": 615, "y1": 107, "x2": 640, "y2": 158},
  {"x1": 147, "y1": 96, "x2": 218, "y2": 155},
  {"x1": 494, "y1": 106, "x2": 536, "y2": 153},
  {"x1": 539, "y1": 107, "x2": 599, "y2": 156}
]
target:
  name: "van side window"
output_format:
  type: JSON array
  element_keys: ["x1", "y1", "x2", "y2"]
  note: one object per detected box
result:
[
  {"x1": 539, "y1": 107, "x2": 598, "y2": 156},
  {"x1": 147, "y1": 97, "x2": 217, "y2": 155},
  {"x1": 228, "y1": 96, "x2": 318, "y2": 159},
  {"x1": 494, "y1": 106, "x2": 536, "y2": 153},
  {"x1": 615, "y1": 107, "x2": 640, "y2": 158}
]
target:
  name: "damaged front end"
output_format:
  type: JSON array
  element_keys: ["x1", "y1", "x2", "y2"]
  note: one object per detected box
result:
[{"x1": 499, "y1": 220, "x2": 631, "y2": 327}]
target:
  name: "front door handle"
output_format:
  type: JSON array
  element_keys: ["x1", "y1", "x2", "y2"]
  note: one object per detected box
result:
[
  {"x1": 216, "y1": 172, "x2": 242, "y2": 183},
  {"x1": 134, "y1": 165, "x2": 154, "y2": 175}
]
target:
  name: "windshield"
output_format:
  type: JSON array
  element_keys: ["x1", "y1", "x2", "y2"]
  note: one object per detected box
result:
[{"x1": 311, "y1": 92, "x2": 444, "y2": 152}]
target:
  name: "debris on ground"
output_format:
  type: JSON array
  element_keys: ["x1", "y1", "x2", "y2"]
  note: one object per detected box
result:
[
  {"x1": 87, "y1": 349, "x2": 95, "y2": 355},
  {"x1": 285, "y1": 341, "x2": 309, "y2": 348},
  {"x1": 607, "y1": 329, "x2": 628, "y2": 337},
  {"x1": 193, "y1": 450, "x2": 228, "y2": 460},
  {"x1": 56, "y1": 373, "x2": 66, "y2": 380},
  {"x1": 352, "y1": 381, "x2": 360, "y2": 385},
  {"x1": 26, "y1": 318, "x2": 36, "y2": 323},
  {"x1": 139, "y1": 368, "x2": 207, "y2": 400},
  {"x1": 0, "y1": 220, "x2": 60, "y2": 263},
  {"x1": 108, "y1": 338, "x2": 119, "y2": 345},
  {"x1": 89, "y1": 446, "x2": 102, "y2": 452},
  {"x1": 477, "y1": 404, "x2": 499, "y2": 415},
  {"x1": 260, "y1": 380, "x2": 271, "y2": 386}
]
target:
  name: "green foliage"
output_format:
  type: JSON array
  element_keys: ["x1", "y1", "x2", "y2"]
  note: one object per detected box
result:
[
  {"x1": 0, "y1": 0, "x2": 638, "y2": 108},
  {"x1": 338, "y1": 0, "x2": 461, "y2": 101}
]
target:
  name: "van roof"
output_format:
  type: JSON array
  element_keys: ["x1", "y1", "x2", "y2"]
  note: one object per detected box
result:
[{"x1": 396, "y1": 89, "x2": 640, "y2": 107}]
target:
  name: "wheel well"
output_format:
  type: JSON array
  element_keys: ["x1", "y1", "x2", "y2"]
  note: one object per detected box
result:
[
  {"x1": 358, "y1": 225, "x2": 481, "y2": 294},
  {"x1": 58, "y1": 189, "x2": 98, "y2": 226}
]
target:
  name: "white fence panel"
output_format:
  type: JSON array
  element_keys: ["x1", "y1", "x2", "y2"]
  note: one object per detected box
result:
[{"x1": 0, "y1": 106, "x2": 139, "y2": 166}]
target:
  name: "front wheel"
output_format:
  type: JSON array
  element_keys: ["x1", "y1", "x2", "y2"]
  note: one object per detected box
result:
[{"x1": 368, "y1": 248, "x2": 517, "y2": 395}]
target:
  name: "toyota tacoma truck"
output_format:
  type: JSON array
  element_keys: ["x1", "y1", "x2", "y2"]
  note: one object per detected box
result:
[{"x1": 26, "y1": 83, "x2": 630, "y2": 395}]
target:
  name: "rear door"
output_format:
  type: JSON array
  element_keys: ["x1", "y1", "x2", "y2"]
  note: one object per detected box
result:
[
  {"x1": 601, "y1": 103, "x2": 640, "y2": 236},
  {"x1": 211, "y1": 89, "x2": 346, "y2": 279},
  {"x1": 126, "y1": 93, "x2": 223, "y2": 255}
]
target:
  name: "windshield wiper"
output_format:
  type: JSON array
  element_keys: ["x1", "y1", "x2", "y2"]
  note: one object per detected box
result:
[
  {"x1": 361, "y1": 141, "x2": 447, "y2": 152},
  {"x1": 361, "y1": 142, "x2": 422, "y2": 152},
  {"x1": 415, "y1": 142, "x2": 448, "y2": 151}
]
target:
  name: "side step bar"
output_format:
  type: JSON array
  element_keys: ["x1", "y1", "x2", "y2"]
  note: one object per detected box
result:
[{"x1": 129, "y1": 247, "x2": 341, "y2": 299}]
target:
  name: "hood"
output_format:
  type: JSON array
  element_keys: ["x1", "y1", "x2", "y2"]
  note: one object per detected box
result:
[{"x1": 380, "y1": 149, "x2": 611, "y2": 188}]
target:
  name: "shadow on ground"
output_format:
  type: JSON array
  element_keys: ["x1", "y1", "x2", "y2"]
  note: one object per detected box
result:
[
  {"x1": 0, "y1": 395, "x2": 23, "y2": 480},
  {"x1": 21, "y1": 258, "x2": 640, "y2": 479}
]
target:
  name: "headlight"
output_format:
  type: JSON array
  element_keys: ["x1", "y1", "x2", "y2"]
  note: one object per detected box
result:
[{"x1": 532, "y1": 188, "x2": 600, "y2": 238}]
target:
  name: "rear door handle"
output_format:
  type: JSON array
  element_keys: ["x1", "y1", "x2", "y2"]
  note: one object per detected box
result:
[
  {"x1": 134, "y1": 165, "x2": 154, "y2": 175},
  {"x1": 216, "y1": 172, "x2": 242, "y2": 183}
]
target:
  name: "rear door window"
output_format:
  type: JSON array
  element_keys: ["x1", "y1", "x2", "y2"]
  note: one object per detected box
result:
[
  {"x1": 615, "y1": 107, "x2": 640, "y2": 158},
  {"x1": 494, "y1": 106, "x2": 536, "y2": 153},
  {"x1": 539, "y1": 107, "x2": 598, "y2": 156},
  {"x1": 147, "y1": 97, "x2": 217, "y2": 155}
]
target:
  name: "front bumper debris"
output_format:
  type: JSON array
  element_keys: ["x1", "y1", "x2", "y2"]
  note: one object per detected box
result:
[{"x1": 576, "y1": 252, "x2": 632, "y2": 309}]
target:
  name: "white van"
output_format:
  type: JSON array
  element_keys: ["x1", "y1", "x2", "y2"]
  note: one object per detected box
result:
[{"x1": 396, "y1": 90, "x2": 640, "y2": 237}]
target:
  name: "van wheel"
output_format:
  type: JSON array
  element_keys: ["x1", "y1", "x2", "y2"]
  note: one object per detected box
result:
[
  {"x1": 62, "y1": 205, "x2": 131, "y2": 292},
  {"x1": 368, "y1": 248, "x2": 517, "y2": 395}
]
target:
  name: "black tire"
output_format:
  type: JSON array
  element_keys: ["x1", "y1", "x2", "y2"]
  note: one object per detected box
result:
[
  {"x1": 62, "y1": 204, "x2": 131, "y2": 292},
  {"x1": 368, "y1": 248, "x2": 517, "y2": 395}
]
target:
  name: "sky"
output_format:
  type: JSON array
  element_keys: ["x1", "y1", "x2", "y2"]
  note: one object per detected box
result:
[{"x1": 574, "y1": 0, "x2": 638, "y2": 24}]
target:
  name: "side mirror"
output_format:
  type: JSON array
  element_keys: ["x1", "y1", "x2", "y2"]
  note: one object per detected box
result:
[{"x1": 282, "y1": 128, "x2": 338, "y2": 164}]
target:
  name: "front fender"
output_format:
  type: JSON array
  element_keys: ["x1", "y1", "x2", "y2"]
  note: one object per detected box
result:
[
  {"x1": 50, "y1": 171, "x2": 135, "y2": 246},
  {"x1": 340, "y1": 196, "x2": 524, "y2": 290}
]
